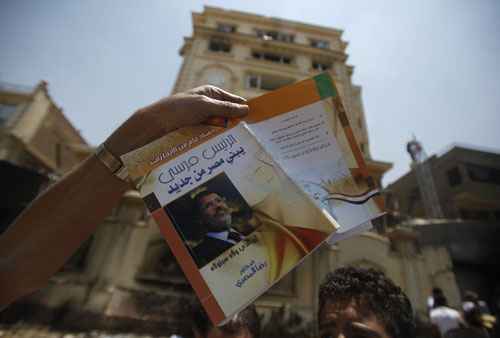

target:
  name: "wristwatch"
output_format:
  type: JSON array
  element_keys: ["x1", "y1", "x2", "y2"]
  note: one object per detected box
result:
[{"x1": 95, "y1": 143, "x2": 129, "y2": 182}]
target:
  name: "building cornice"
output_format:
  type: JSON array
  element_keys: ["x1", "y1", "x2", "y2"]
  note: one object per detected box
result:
[
  {"x1": 201, "y1": 6, "x2": 344, "y2": 38},
  {"x1": 190, "y1": 26, "x2": 348, "y2": 62}
]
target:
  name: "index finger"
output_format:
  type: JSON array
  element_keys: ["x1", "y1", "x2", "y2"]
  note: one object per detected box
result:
[{"x1": 198, "y1": 86, "x2": 247, "y2": 104}]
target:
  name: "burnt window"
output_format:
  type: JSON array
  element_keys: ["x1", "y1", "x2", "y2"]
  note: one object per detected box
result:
[
  {"x1": 255, "y1": 29, "x2": 294, "y2": 43},
  {"x1": 252, "y1": 50, "x2": 292, "y2": 64},
  {"x1": 466, "y1": 163, "x2": 500, "y2": 185},
  {"x1": 208, "y1": 39, "x2": 231, "y2": 53},
  {"x1": 216, "y1": 23, "x2": 236, "y2": 33},
  {"x1": 247, "y1": 74, "x2": 260, "y2": 89},
  {"x1": 312, "y1": 61, "x2": 332, "y2": 71},
  {"x1": 310, "y1": 38, "x2": 330, "y2": 49},
  {"x1": 246, "y1": 73, "x2": 294, "y2": 91},
  {"x1": 447, "y1": 167, "x2": 462, "y2": 187}
]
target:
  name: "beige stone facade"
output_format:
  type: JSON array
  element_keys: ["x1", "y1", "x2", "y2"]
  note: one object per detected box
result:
[
  {"x1": 1, "y1": 8, "x2": 463, "y2": 336},
  {"x1": 173, "y1": 6, "x2": 391, "y2": 186},
  {"x1": 0, "y1": 81, "x2": 90, "y2": 233},
  {"x1": 0, "y1": 81, "x2": 89, "y2": 176}
]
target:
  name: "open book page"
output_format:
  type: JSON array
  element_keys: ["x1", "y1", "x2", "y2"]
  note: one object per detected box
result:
[
  {"x1": 246, "y1": 73, "x2": 383, "y2": 236},
  {"x1": 122, "y1": 122, "x2": 337, "y2": 325},
  {"x1": 248, "y1": 99, "x2": 378, "y2": 234}
]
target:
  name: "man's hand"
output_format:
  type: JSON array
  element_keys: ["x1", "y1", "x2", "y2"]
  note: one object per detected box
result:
[
  {"x1": 0, "y1": 85, "x2": 248, "y2": 308},
  {"x1": 105, "y1": 85, "x2": 249, "y2": 157}
]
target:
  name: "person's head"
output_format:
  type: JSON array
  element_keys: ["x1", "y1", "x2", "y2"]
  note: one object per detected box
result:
[
  {"x1": 191, "y1": 301, "x2": 260, "y2": 338},
  {"x1": 462, "y1": 291, "x2": 483, "y2": 327},
  {"x1": 431, "y1": 287, "x2": 443, "y2": 298},
  {"x1": 433, "y1": 293, "x2": 448, "y2": 308},
  {"x1": 318, "y1": 266, "x2": 415, "y2": 338},
  {"x1": 463, "y1": 290, "x2": 479, "y2": 303},
  {"x1": 194, "y1": 190, "x2": 232, "y2": 232}
]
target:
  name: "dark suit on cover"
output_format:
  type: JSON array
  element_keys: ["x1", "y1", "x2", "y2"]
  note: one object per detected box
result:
[{"x1": 193, "y1": 235, "x2": 239, "y2": 268}]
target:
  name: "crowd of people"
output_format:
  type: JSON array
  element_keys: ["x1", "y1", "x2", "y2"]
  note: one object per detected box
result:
[
  {"x1": 0, "y1": 85, "x2": 497, "y2": 338},
  {"x1": 185, "y1": 266, "x2": 414, "y2": 338},
  {"x1": 428, "y1": 288, "x2": 497, "y2": 338},
  {"x1": 186, "y1": 268, "x2": 498, "y2": 338}
]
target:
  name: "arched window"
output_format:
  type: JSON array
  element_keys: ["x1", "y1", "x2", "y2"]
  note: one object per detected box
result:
[{"x1": 197, "y1": 65, "x2": 235, "y2": 91}]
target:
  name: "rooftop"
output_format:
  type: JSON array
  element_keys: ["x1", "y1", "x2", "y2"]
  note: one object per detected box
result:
[{"x1": 201, "y1": 6, "x2": 344, "y2": 36}]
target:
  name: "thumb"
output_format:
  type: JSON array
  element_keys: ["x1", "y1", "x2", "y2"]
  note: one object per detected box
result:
[{"x1": 203, "y1": 97, "x2": 249, "y2": 118}]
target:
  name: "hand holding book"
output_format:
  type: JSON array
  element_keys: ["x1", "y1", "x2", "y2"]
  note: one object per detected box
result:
[
  {"x1": 104, "y1": 85, "x2": 249, "y2": 159},
  {"x1": 120, "y1": 73, "x2": 383, "y2": 325},
  {"x1": 0, "y1": 85, "x2": 249, "y2": 308}
]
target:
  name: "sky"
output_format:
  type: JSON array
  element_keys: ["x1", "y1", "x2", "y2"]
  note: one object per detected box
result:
[{"x1": 1, "y1": 0, "x2": 499, "y2": 186}]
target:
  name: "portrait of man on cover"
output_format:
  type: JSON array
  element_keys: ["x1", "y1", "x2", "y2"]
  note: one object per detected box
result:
[
  {"x1": 191, "y1": 187, "x2": 248, "y2": 267},
  {"x1": 164, "y1": 172, "x2": 330, "y2": 276},
  {"x1": 164, "y1": 173, "x2": 254, "y2": 269}
]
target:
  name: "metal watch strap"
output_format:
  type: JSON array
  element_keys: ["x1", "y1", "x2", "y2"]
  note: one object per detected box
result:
[{"x1": 95, "y1": 144, "x2": 129, "y2": 182}]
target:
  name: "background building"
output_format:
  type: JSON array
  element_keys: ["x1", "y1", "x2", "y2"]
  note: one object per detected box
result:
[
  {"x1": 386, "y1": 144, "x2": 500, "y2": 314},
  {"x1": 1, "y1": 7, "x2": 466, "y2": 337},
  {"x1": 173, "y1": 6, "x2": 392, "y2": 186},
  {"x1": 0, "y1": 81, "x2": 89, "y2": 233},
  {"x1": 387, "y1": 144, "x2": 500, "y2": 220}
]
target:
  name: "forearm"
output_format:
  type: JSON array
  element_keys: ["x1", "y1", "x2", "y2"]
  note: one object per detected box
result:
[
  {"x1": 0, "y1": 154, "x2": 129, "y2": 307},
  {"x1": 0, "y1": 85, "x2": 248, "y2": 309}
]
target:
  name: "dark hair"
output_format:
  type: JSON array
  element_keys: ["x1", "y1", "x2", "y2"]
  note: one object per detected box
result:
[
  {"x1": 190, "y1": 300, "x2": 260, "y2": 338},
  {"x1": 319, "y1": 266, "x2": 415, "y2": 338},
  {"x1": 193, "y1": 190, "x2": 218, "y2": 212},
  {"x1": 464, "y1": 290, "x2": 479, "y2": 303},
  {"x1": 433, "y1": 293, "x2": 448, "y2": 307},
  {"x1": 463, "y1": 290, "x2": 483, "y2": 328},
  {"x1": 432, "y1": 287, "x2": 443, "y2": 297}
]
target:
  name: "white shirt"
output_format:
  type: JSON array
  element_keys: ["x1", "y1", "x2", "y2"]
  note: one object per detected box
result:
[
  {"x1": 430, "y1": 306, "x2": 462, "y2": 336},
  {"x1": 205, "y1": 229, "x2": 243, "y2": 244}
]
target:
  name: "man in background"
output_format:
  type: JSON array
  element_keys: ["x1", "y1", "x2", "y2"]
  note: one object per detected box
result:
[
  {"x1": 429, "y1": 292, "x2": 463, "y2": 336},
  {"x1": 318, "y1": 266, "x2": 416, "y2": 338}
]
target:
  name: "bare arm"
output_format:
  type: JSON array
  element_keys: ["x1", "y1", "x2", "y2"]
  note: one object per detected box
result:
[
  {"x1": 0, "y1": 155, "x2": 129, "y2": 307},
  {"x1": 0, "y1": 86, "x2": 248, "y2": 308}
]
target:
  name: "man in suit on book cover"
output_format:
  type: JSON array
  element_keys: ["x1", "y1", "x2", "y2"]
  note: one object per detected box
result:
[
  {"x1": 192, "y1": 189, "x2": 245, "y2": 268},
  {"x1": 190, "y1": 185, "x2": 329, "y2": 281}
]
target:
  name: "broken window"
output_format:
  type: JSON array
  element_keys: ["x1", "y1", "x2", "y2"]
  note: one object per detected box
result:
[{"x1": 208, "y1": 39, "x2": 231, "y2": 53}]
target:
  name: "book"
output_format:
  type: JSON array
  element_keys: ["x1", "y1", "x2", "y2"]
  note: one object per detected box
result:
[{"x1": 121, "y1": 72, "x2": 383, "y2": 325}]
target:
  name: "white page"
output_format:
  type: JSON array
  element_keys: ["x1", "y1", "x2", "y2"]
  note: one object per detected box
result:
[{"x1": 248, "y1": 100, "x2": 380, "y2": 234}]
